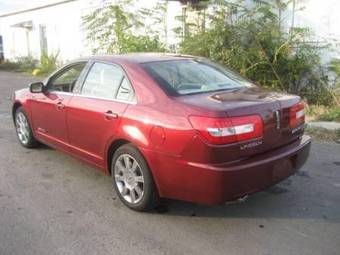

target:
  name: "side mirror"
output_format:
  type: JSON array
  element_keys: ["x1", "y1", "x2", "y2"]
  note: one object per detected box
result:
[{"x1": 29, "y1": 82, "x2": 44, "y2": 93}]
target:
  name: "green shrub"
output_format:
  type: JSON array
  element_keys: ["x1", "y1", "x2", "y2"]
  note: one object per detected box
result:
[
  {"x1": 176, "y1": 0, "x2": 335, "y2": 106},
  {"x1": 0, "y1": 52, "x2": 59, "y2": 76},
  {"x1": 319, "y1": 107, "x2": 340, "y2": 122},
  {"x1": 0, "y1": 60, "x2": 21, "y2": 71},
  {"x1": 0, "y1": 56, "x2": 38, "y2": 72},
  {"x1": 39, "y1": 50, "x2": 59, "y2": 75},
  {"x1": 15, "y1": 56, "x2": 38, "y2": 72}
]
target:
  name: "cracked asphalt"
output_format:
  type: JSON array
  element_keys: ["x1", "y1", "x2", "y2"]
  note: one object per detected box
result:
[{"x1": 0, "y1": 71, "x2": 339, "y2": 255}]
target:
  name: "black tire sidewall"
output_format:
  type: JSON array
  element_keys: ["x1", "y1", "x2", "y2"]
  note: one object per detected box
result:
[{"x1": 111, "y1": 144, "x2": 158, "y2": 211}]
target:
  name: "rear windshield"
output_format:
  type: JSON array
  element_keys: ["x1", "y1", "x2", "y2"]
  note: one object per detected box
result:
[{"x1": 142, "y1": 59, "x2": 254, "y2": 95}]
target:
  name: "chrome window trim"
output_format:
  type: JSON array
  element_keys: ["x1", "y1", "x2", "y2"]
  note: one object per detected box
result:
[
  {"x1": 43, "y1": 58, "x2": 138, "y2": 105},
  {"x1": 52, "y1": 91, "x2": 137, "y2": 105},
  {"x1": 44, "y1": 61, "x2": 88, "y2": 90},
  {"x1": 79, "y1": 60, "x2": 137, "y2": 104}
]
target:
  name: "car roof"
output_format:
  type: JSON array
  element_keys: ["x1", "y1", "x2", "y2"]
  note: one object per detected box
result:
[{"x1": 81, "y1": 53, "x2": 196, "y2": 65}]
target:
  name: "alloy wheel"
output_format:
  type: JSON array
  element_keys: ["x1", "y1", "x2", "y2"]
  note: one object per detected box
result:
[
  {"x1": 16, "y1": 112, "x2": 30, "y2": 145},
  {"x1": 114, "y1": 154, "x2": 145, "y2": 204}
]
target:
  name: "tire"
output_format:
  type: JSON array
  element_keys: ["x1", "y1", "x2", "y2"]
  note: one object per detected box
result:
[
  {"x1": 14, "y1": 107, "x2": 39, "y2": 148},
  {"x1": 111, "y1": 144, "x2": 159, "y2": 211}
]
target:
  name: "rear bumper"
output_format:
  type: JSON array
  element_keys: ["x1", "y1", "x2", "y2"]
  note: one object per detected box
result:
[{"x1": 143, "y1": 135, "x2": 311, "y2": 205}]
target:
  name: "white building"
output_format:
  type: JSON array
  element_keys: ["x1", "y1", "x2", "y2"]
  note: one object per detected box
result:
[
  {"x1": 293, "y1": 0, "x2": 340, "y2": 61},
  {"x1": 0, "y1": 0, "x2": 181, "y2": 62},
  {"x1": 0, "y1": 0, "x2": 95, "y2": 62},
  {"x1": 0, "y1": 0, "x2": 182, "y2": 62}
]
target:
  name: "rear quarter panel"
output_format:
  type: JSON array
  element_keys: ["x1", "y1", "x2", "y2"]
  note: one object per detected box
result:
[{"x1": 111, "y1": 62, "x2": 197, "y2": 156}]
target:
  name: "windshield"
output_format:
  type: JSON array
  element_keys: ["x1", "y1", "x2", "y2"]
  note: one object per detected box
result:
[{"x1": 142, "y1": 59, "x2": 254, "y2": 95}]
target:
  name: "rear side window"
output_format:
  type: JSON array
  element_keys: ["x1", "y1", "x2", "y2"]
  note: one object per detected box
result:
[
  {"x1": 81, "y1": 62, "x2": 125, "y2": 100},
  {"x1": 116, "y1": 77, "x2": 134, "y2": 101},
  {"x1": 143, "y1": 60, "x2": 254, "y2": 95}
]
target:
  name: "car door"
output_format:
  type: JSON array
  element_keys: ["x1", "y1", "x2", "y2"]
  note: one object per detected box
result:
[
  {"x1": 29, "y1": 62, "x2": 88, "y2": 151},
  {"x1": 66, "y1": 61, "x2": 136, "y2": 167}
]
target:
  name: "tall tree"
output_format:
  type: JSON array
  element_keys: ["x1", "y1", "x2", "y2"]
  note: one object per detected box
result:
[
  {"x1": 178, "y1": 0, "x2": 333, "y2": 105},
  {"x1": 82, "y1": 0, "x2": 165, "y2": 54}
]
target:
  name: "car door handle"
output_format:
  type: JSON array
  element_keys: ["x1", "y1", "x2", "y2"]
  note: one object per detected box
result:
[
  {"x1": 56, "y1": 101, "x2": 65, "y2": 110},
  {"x1": 104, "y1": 110, "x2": 118, "y2": 120}
]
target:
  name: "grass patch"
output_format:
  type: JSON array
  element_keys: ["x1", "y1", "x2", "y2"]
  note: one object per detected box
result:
[
  {"x1": 305, "y1": 127, "x2": 340, "y2": 143},
  {"x1": 306, "y1": 105, "x2": 340, "y2": 122},
  {"x1": 318, "y1": 107, "x2": 340, "y2": 122}
]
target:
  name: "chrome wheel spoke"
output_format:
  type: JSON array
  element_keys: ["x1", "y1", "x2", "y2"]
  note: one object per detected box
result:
[
  {"x1": 16, "y1": 112, "x2": 30, "y2": 144},
  {"x1": 16, "y1": 117, "x2": 22, "y2": 126},
  {"x1": 18, "y1": 114, "x2": 23, "y2": 123},
  {"x1": 135, "y1": 175, "x2": 144, "y2": 183},
  {"x1": 134, "y1": 185, "x2": 143, "y2": 197},
  {"x1": 121, "y1": 186, "x2": 129, "y2": 196},
  {"x1": 116, "y1": 161, "x2": 125, "y2": 173},
  {"x1": 115, "y1": 174, "x2": 124, "y2": 182},
  {"x1": 130, "y1": 188, "x2": 136, "y2": 203},
  {"x1": 123, "y1": 155, "x2": 130, "y2": 169},
  {"x1": 131, "y1": 160, "x2": 138, "y2": 172}
]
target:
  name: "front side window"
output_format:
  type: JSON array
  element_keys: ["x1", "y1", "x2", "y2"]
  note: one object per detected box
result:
[
  {"x1": 81, "y1": 62, "x2": 133, "y2": 101},
  {"x1": 142, "y1": 60, "x2": 254, "y2": 95},
  {"x1": 48, "y1": 63, "x2": 86, "y2": 92}
]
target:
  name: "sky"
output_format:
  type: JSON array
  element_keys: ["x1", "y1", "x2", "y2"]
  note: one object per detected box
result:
[
  {"x1": 0, "y1": 0, "x2": 61, "y2": 12},
  {"x1": 0, "y1": 0, "x2": 44, "y2": 12},
  {"x1": 0, "y1": 0, "x2": 46, "y2": 9}
]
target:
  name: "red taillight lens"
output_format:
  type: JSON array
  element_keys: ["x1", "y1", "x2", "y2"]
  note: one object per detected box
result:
[
  {"x1": 189, "y1": 115, "x2": 263, "y2": 145},
  {"x1": 290, "y1": 101, "x2": 305, "y2": 128}
]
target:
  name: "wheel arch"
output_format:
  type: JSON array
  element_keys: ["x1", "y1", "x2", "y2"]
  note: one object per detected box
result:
[
  {"x1": 12, "y1": 101, "x2": 22, "y2": 123},
  {"x1": 106, "y1": 139, "x2": 131, "y2": 175},
  {"x1": 106, "y1": 138, "x2": 161, "y2": 196}
]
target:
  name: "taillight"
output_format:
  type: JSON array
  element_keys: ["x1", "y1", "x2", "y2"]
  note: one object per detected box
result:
[
  {"x1": 290, "y1": 101, "x2": 305, "y2": 128},
  {"x1": 189, "y1": 115, "x2": 263, "y2": 145}
]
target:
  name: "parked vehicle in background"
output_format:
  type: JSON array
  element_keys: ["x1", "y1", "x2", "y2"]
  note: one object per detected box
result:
[{"x1": 12, "y1": 54, "x2": 311, "y2": 211}]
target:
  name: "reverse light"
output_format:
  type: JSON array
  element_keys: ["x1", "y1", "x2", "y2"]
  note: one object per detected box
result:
[
  {"x1": 189, "y1": 115, "x2": 263, "y2": 145},
  {"x1": 290, "y1": 101, "x2": 305, "y2": 128}
]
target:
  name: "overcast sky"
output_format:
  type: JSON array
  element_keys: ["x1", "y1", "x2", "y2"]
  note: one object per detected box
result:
[{"x1": 0, "y1": 0, "x2": 59, "y2": 12}]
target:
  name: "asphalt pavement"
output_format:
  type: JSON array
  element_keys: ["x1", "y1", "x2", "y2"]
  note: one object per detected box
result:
[{"x1": 0, "y1": 71, "x2": 339, "y2": 255}]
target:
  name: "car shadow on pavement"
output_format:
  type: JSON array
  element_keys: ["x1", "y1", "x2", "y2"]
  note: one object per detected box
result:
[
  {"x1": 34, "y1": 143, "x2": 53, "y2": 150},
  {"x1": 152, "y1": 176, "x2": 339, "y2": 223}
]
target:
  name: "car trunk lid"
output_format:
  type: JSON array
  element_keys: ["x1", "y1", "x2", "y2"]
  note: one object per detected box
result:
[{"x1": 176, "y1": 86, "x2": 303, "y2": 159}]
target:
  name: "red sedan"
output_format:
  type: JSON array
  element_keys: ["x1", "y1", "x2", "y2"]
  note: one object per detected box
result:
[{"x1": 12, "y1": 54, "x2": 311, "y2": 211}]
